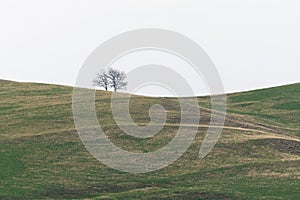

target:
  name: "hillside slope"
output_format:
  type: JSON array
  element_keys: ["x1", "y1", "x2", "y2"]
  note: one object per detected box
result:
[{"x1": 0, "y1": 80, "x2": 299, "y2": 199}]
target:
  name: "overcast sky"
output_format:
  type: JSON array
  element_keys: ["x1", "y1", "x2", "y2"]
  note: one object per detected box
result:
[{"x1": 0, "y1": 0, "x2": 299, "y2": 96}]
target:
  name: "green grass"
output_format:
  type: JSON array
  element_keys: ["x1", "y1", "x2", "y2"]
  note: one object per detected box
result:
[
  {"x1": 227, "y1": 83, "x2": 300, "y2": 133},
  {"x1": 0, "y1": 79, "x2": 299, "y2": 199}
]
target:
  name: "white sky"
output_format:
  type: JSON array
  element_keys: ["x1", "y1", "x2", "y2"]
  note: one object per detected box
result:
[{"x1": 0, "y1": 0, "x2": 299, "y2": 95}]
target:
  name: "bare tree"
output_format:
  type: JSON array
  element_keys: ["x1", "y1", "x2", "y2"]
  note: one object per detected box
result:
[
  {"x1": 93, "y1": 71, "x2": 109, "y2": 91},
  {"x1": 93, "y1": 68, "x2": 127, "y2": 92},
  {"x1": 107, "y1": 68, "x2": 127, "y2": 92}
]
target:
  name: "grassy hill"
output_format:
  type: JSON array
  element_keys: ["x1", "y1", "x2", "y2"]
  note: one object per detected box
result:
[{"x1": 0, "y1": 79, "x2": 299, "y2": 199}]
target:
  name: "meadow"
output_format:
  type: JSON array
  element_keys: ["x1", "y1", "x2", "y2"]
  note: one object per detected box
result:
[{"x1": 0, "y1": 79, "x2": 299, "y2": 199}]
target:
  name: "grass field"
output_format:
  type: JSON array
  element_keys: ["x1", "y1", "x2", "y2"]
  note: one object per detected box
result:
[{"x1": 0, "y1": 79, "x2": 299, "y2": 199}]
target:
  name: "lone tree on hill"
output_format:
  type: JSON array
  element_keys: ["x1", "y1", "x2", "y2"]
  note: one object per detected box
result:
[{"x1": 93, "y1": 68, "x2": 127, "y2": 92}]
